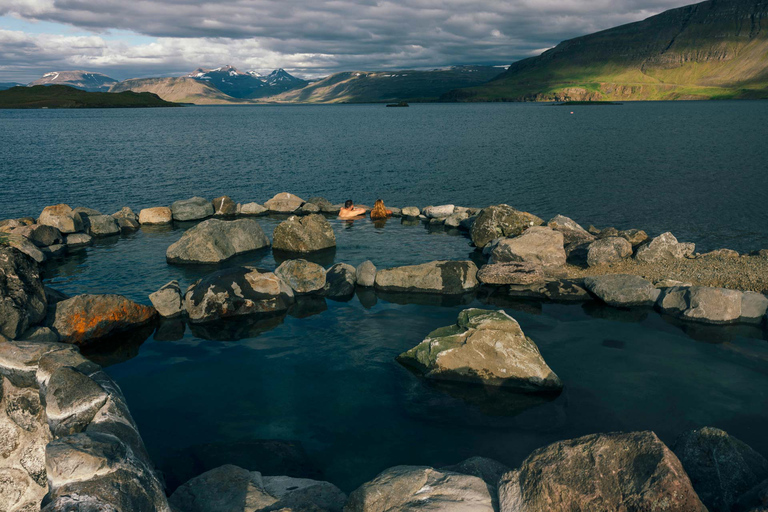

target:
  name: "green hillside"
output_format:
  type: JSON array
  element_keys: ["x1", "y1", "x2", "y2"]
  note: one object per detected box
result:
[
  {"x1": 0, "y1": 85, "x2": 181, "y2": 108},
  {"x1": 446, "y1": 0, "x2": 768, "y2": 102}
]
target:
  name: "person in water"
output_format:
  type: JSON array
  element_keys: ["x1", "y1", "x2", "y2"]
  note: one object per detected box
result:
[
  {"x1": 370, "y1": 199, "x2": 393, "y2": 220},
  {"x1": 339, "y1": 199, "x2": 366, "y2": 218}
]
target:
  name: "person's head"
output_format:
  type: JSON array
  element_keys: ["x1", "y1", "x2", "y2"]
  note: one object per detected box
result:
[
  {"x1": 344, "y1": 200, "x2": 353, "y2": 209},
  {"x1": 374, "y1": 199, "x2": 384, "y2": 209}
]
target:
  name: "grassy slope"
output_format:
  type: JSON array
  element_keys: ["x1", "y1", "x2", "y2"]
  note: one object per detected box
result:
[
  {"x1": 109, "y1": 77, "x2": 248, "y2": 104},
  {"x1": 449, "y1": 0, "x2": 768, "y2": 101},
  {"x1": 264, "y1": 67, "x2": 504, "y2": 103},
  {"x1": 0, "y1": 85, "x2": 180, "y2": 108}
]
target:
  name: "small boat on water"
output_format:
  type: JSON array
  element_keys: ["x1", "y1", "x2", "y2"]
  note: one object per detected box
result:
[{"x1": 386, "y1": 101, "x2": 409, "y2": 107}]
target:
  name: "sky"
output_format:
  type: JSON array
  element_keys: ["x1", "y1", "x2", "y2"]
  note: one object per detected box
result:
[{"x1": 0, "y1": 0, "x2": 694, "y2": 83}]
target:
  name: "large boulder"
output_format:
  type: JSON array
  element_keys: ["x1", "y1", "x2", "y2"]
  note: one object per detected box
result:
[
  {"x1": 87, "y1": 215, "x2": 120, "y2": 237},
  {"x1": 489, "y1": 227, "x2": 566, "y2": 268},
  {"x1": 11, "y1": 224, "x2": 64, "y2": 247},
  {"x1": 38, "y1": 204, "x2": 83, "y2": 234},
  {"x1": 476, "y1": 262, "x2": 544, "y2": 286},
  {"x1": 547, "y1": 215, "x2": 595, "y2": 246},
  {"x1": 587, "y1": 237, "x2": 633, "y2": 267},
  {"x1": 166, "y1": 219, "x2": 270, "y2": 264},
  {"x1": 636, "y1": 232, "x2": 695, "y2": 263},
  {"x1": 470, "y1": 204, "x2": 544, "y2": 249},
  {"x1": 169, "y1": 464, "x2": 346, "y2": 512},
  {"x1": 374, "y1": 261, "x2": 478, "y2": 295},
  {"x1": 0, "y1": 247, "x2": 47, "y2": 339},
  {"x1": 673, "y1": 427, "x2": 768, "y2": 512},
  {"x1": 6, "y1": 236, "x2": 46, "y2": 264},
  {"x1": 46, "y1": 294, "x2": 157, "y2": 346},
  {"x1": 275, "y1": 259, "x2": 327, "y2": 295},
  {"x1": 742, "y1": 291, "x2": 768, "y2": 322},
  {"x1": 184, "y1": 267, "x2": 294, "y2": 323},
  {"x1": 355, "y1": 260, "x2": 377, "y2": 287},
  {"x1": 149, "y1": 281, "x2": 184, "y2": 318},
  {"x1": 171, "y1": 197, "x2": 214, "y2": 222},
  {"x1": 213, "y1": 196, "x2": 237, "y2": 216},
  {"x1": 265, "y1": 192, "x2": 305, "y2": 213},
  {"x1": 324, "y1": 263, "x2": 357, "y2": 298},
  {"x1": 499, "y1": 431, "x2": 706, "y2": 511},
  {"x1": 345, "y1": 465, "x2": 494, "y2": 512},
  {"x1": 272, "y1": 214, "x2": 336, "y2": 253},
  {"x1": 138, "y1": 207, "x2": 172, "y2": 225},
  {"x1": 657, "y1": 286, "x2": 744, "y2": 324},
  {"x1": 584, "y1": 274, "x2": 659, "y2": 307},
  {"x1": 397, "y1": 309, "x2": 562, "y2": 392}
]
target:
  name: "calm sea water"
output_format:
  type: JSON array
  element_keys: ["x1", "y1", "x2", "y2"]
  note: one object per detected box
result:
[{"x1": 2, "y1": 103, "x2": 768, "y2": 493}]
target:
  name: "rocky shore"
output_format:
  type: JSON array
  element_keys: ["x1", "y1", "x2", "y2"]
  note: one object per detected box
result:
[{"x1": 2, "y1": 193, "x2": 768, "y2": 511}]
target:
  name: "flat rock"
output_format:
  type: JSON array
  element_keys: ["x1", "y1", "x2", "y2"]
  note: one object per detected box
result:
[
  {"x1": 477, "y1": 262, "x2": 544, "y2": 285},
  {"x1": 699, "y1": 248, "x2": 740, "y2": 259},
  {"x1": 499, "y1": 431, "x2": 706, "y2": 512},
  {"x1": 397, "y1": 308, "x2": 562, "y2": 391},
  {"x1": 166, "y1": 218, "x2": 270, "y2": 264},
  {"x1": 489, "y1": 227, "x2": 566, "y2": 268},
  {"x1": 275, "y1": 259, "x2": 327, "y2": 295},
  {"x1": 636, "y1": 232, "x2": 695, "y2": 263},
  {"x1": 1, "y1": 247, "x2": 47, "y2": 340},
  {"x1": 138, "y1": 207, "x2": 172, "y2": 225},
  {"x1": 584, "y1": 274, "x2": 659, "y2": 307},
  {"x1": 345, "y1": 465, "x2": 494, "y2": 512},
  {"x1": 87, "y1": 215, "x2": 120, "y2": 237},
  {"x1": 184, "y1": 267, "x2": 294, "y2": 323},
  {"x1": 65, "y1": 233, "x2": 93, "y2": 247},
  {"x1": 171, "y1": 197, "x2": 214, "y2": 222},
  {"x1": 239, "y1": 202, "x2": 268, "y2": 216},
  {"x1": 401, "y1": 206, "x2": 420, "y2": 217},
  {"x1": 355, "y1": 260, "x2": 376, "y2": 287},
  {"x1": 213, "y1": 195, "x2": 237, "y2": 216},
  {"x1": 6, "y1": 236, "x2": 46, "y2": 264},
  {"x1": 470, "y1": 204, "x2": 544, "y2": 249},
  {"x1": 324, "y1": 263, "x2": 356, "y2": 298},
  {"x1": 47, "y1": 294, "x2": 157, "y2": 346},
  {"x1": 586, "y1": 236, "x2": 632, "y2": 267},
  {"x1": 265, "y1": 192, "x2": 305, "y2": 213},
  {"x1": 374, "y1": 260, "x2": 478, "y2": 295},
  {"x1": 273, "y1": 214, "x2": 336, "y2": 253},
  {"x1": 38, "y1": 204, "x2": 83, "y2": 234},
  {"x1": 149, "y1": 281, "x2": 184, "y2": 318},
  {"x1": 423, "y1": 205, "x2": 455, "y2": 218},
  {"x1": 673, "y1": 426, "x2": 768, "y2": 512}
]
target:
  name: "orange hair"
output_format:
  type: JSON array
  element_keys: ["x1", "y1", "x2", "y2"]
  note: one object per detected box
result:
[{"x1": 370, "y1": 199, "x2": 390, "y2": 220}]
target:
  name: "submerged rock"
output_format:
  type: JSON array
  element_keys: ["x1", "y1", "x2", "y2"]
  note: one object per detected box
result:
[
  {"x1": 184, "y1": 267, "x2": 294, "y2": 323},
  {"x1": 374, "y1": 260, "x2": 478, "y2": 295},
  {"x1": 265, "y1": 192, "x2": 305, "y2": 213},
  {"x1": 38, "y1": 204, "x2": 83, "y2": 234},
  {"x1": 149, "y1": 281, "x2": 184, "y2": 318},
  {"x1": 275, "y1": 259, "x2": 327, "y2": 295},
  {"x1": 586, "y1": 236, "x2": 633, "y2": 267},
  {"x1": 171, "y1": 197, "x2": 214, "y2": 222},
  {"x1": 397, "y1": 308, "x2": 562, "y2": 392},
  {"x1": 324, "y1": 263, "x2": 356, "y2": 298},
  {"x1": 166, "y1": 218, "x2": 270, "y2": 264},
  {"x1": 272, "y1": 214, "x2": 336, "y2": 253},
  {"x1": 138, "y1": 206, "x2": 172, "y2": 225},
  {"x1": 489, "y1": 227, "x2": 566, "y2": 268},
  {"x1": 584, "y1": 274, "x2": 659, "y2": 307},
  {"x1": 46, "y1": 294, "x2": 157, "y2": 346},
  {"x1": 355, "y1": 260, "x2": 377, "y2": 287},
  {"x1": 499, "y1": 431, "x2": 705, "y2": 512},
  {"x1": 213, "y1": 195, "x2": 237, "y2": 216},
  {"x1": 673, "y1": 427, "x2": 768, "y2": 512},
  {"x1": 636, "y1": 232, "x2": 695, "y2": 263},
  {"x1": 476, "y1": 262, "x2": 544, "y2": 286},
  {"x1": 470, "y1": 204, "x2": 544, "y2": 249},
  {"x1": 0, "y1": 247, "x2": 47, "y2": 340}
]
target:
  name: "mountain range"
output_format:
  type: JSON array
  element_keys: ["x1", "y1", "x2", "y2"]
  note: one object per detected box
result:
[
  {"x1": 182, "y1": 65, "x2": 308, "y2": 98},
  {"x1": 27, "y1": 71, "x2": 118, "y2": 92}
]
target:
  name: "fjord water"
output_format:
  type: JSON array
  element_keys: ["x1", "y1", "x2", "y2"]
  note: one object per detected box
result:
[{"x1": 2, "y1": 102, "x2": 768, "y2": 492}]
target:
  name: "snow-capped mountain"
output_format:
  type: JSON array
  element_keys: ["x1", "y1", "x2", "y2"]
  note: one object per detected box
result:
[
  {"x1": 184, "y1": 65, "x2": 307, "y2": 99},
  {"x1": 28, "y1": 71, "x2": 118, "y2": 92}
]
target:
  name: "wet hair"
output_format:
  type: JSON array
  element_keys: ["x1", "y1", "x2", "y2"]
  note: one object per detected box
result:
[
  {"x1": 344, "y1": 200, "x2": 353, "y2": 208},
  {"x1": 370, "y1": 199, "x2": 389, "y2": 220}
]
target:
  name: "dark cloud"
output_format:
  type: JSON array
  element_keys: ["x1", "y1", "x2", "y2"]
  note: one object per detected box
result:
[{"x1": 0, "y1": 0, "x2": 693, "y2": 81}]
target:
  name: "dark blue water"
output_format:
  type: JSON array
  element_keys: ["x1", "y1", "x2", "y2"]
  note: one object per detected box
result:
[
  {"x1": 2, "y1": 102, "x2": 768, "y2": 252},
  {"x1": 2, "y1": 103, "x2": 768, "y2": 493}
]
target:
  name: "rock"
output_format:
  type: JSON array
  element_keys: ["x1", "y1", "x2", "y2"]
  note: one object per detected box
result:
[
  {"x1": 374, "y1": 260, "x2": 478, "y2": 295},
  {"x1": 65, "y1": 233, "x2": 93, "y2": 247},
  {"x1": 239, "y1": 202, "x2": 268, "y2": 216},
  {"x1": 586, "y1": 236, "x2": 633, "y2": 267},
  {"x1": 489, "y1": 227, "x2": 566, "y2": 268},
  {"x1": 397, "y1": 308, "x2": 562, "y2": 391},
  {"x1": 0, "y1": 339, "x2": 73, "y2": 389},
  {"x1": 470, "y1": 204, "x2": 544, "y2": 249},
  {"x1": 547, "y1": 215, "x2": 595, "y2": 245},
  {"x1": 584, "y1": 274, "x2": 659, "y2": 307},
  {"x1": 149, "y1": 281, "x2": 184, "y2": 318},
  {"x1": 74, "y1": 207, "x2": 102, "y2": 217},
  {"x1": 619, "y1": 228, "x2": 649, "y2": 246},
  {"x1": 41, "y1": 244, "x2": 67, "y2": 259},
  {"x1": 166, "y1": 218, "x2": 270, "y2": 264},
  {"x1": 401, "y1": 206, "x2": 420, "y2": 217},
  {"x1": 307, "y1": 197, "x2": 338, "y2": 213},
  {"x1": 184, "y1": 267, "x2": 294, "y2": 323},
  {"x1": 273, "y1": 215, "x2": 336, "y2": 254},
  {"x1": 298, "y1": 202, "x2": 321, "y2": 214},
  {"x1": 275, "y1": 259, "x2": 327, "y2": 295},
  {"x1": 476, "y1": 262, "x2": 544, "y2": 286},
  {"x1": 171, "y1": 197, "x2": 214, "y2": 222},
  {"x1": 458, "y1": 216, "x2": 476, "y2": 232},
  {"x1": 138, "y1": 207, "x2": 172, "y2": 225},
  {"x1": 0, "y1": 247, "x2": 47, "y2": 339},
  {"x1": 87, "y1": 215, "x2": 120, "y2": 237},
  {"x1": 500, "y1": 431, "x2": 705, "y2": 511},
  {"x1": 700, "y1": 248, "x2": 741, "y2": 259},
  {"x1": 47, "y1": 294, "x2": 157, "y2": 346},
  {"x1": 423, "y1": 205, "x2": 455, "y2": 218},
  {"x1": 265, "y1": 192, "x2": 305, "y2": 213},
  {"x1": 598, "y1": 226, "x2": 620, "y2": 238},
  {"x1": 655, "y1": 278, "x2": 692, "y2": 288},
  {"x1": 441, "y1": 456, "x2": 510, "y2": 490},
  {"x1": 213, "y1": 196, "x2": 237, "y2": 216},
  {"x1": 45, "y1": 432, "x2": 126, "y2": 483},
  {"x1": 112, "y1": 207, "x2": 140, "y2": 232},
  {"x1": 17, "y1": 326, "x2": 59, "y2": 343},
  {"x1": 673, "y1": 427, "x2": 768, "y2": 512},
  {"x1": 12, "y1": 224, "x2": 64, "y2": 247},
  {"x1": 741, "y1": 292, "x2": 768, "y2": 322},
  {"x1": 6, "y1": 236, "x2": 46, "y2": 264},
  {"x1": 44, "y1": 366, "x2": 108, "y2": 436},
  {"x1": 544, "y1": 279, "x2": 591, "y2": 302},
  {"x1": 355, "y1": 260, "x2": 376, "y2": 287},
  {"x1": 445, "y1": 211, "x2": 470, "y2": 228},
  {"x1": 38, "y1": 204, "x2": 83, "y2": 234},
  {"x1": 389, "y1": 207, "x2": 402, "y2": 217},
  {"x1": 262, "y1": 475, "x2": 346, "y2": 511},
  {"x1": 324, "y1": 263, "x2": 356, "y2": 298},
  {"x1": 345, "y1": 465, "x2": 494, "y2": 512},
  {"x1": 684, "y1": 286, "x2": 743, "y2": 324},
  {"x1": 636, "y1": 232, "x2": 695, "y2": 263},
  {"x1": 45, "y1": 287, "x2": 70, "y2": 305}
]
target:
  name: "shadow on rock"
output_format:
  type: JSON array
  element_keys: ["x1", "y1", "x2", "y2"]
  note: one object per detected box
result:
[
  {"x1": 80, "y1": 322, "x2": 156, "y2": 367},
  {"x1": 188, "y1": 313, "x2": 286, "y2": 341}
]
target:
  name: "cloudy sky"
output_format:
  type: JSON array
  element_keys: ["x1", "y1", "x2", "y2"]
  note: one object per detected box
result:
[{"x1": 0, "y1": 0, "x2": 692, "y2": 82}]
